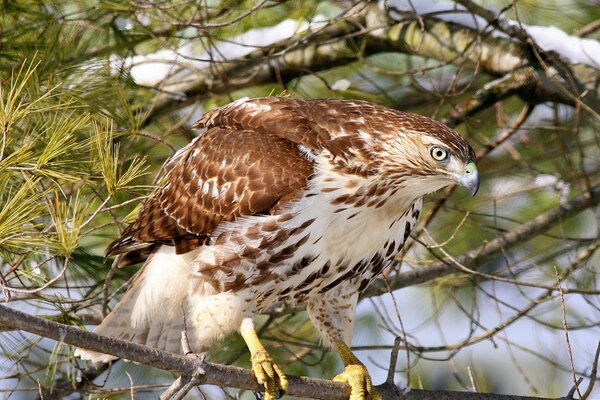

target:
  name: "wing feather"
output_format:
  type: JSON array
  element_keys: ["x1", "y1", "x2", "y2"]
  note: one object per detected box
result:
[
  {"x1": 107, "y1": 97, "x2": 474, "y2": 266},
  {"x1": 195, "y1": 97, "x2": 369, "y2": 159},
  {"x1": 108, "y1": 125, "x2": 313, "y2": 263},
  {"x1": 107, "y1": 97, "x2": 396, "y2": 264}
]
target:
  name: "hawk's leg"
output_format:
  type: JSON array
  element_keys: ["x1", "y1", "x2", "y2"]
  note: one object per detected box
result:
[
  {"x1": 333, "y1": 340, "x2": 382, "y2": 400},
  {"x1": 307, "y1": 289, "x2": 381, "y2": 400},
  {"x1": 240, "y1": 318, "x2": 288, "y2": 400}
]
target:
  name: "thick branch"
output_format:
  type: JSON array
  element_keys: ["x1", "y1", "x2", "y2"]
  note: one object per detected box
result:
[
  {"x1": 369, "y1": 8, "x2": 600, "y2": 113},
  {"x1": 139, "y1": 4, "x2": 600, "y2": 128},
  {"x1": 0, "y1": 305, "x2": 570, "y2": 400},
  {"x1": 0, "y1": 304, "x2": 348, "y2": 400},
  {"x1": 140, "y1": 5, "x2": 402, "y2": 126},
  {"x1": 452, "y1": 0, "x2": 532, "y2": 43}
]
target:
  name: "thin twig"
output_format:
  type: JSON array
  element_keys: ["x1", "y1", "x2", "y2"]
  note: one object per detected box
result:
[
  {"x1": 566, "y1": 378, "x2": 584, "y2": 399},
  {"x1": 369, "y1": 182, "x2": 600, "y2": 296},
  {"x1": 0, "y1": 257, "x2": 69, "y2": 295},
  {"x1": 556, "y1": 269, "x2": 582, "y2": 399},
  {"x1": 102, "y1": 257, "x2": 121, "y2": 317},
  {"x1": 386, "y1": 337, "x2": 402, "y2": 384},
  {"x1": 384, "y1": 280, "x2": 410, "y2": 385},
  {"x1": 160, "y1": 376, "x2": 190, "y2": 400},
  {"x1": 423, "y1": 211, "x2": 470, "y2": 249}
]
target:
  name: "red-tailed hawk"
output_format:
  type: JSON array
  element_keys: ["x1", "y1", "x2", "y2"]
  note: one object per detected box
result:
[{"x1": 76, "y1": 97, "x2": 479, "y2": 400}]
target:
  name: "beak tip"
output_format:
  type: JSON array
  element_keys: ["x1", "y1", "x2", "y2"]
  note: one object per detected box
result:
[{"x1": 459, "y1": 161, "x2": 480, "y2": 197}]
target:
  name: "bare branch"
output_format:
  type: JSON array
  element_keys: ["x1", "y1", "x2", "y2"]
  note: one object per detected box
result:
[
  {"x1": 0, "y1": 304, "x2": 575, "y2": 400},
  {"x1": 367, "y1": 182, "x2": 600, "y2": 296},
  {"x1": 138, "y1": 4, "x2": 600, "y2": 127},
  {"x1": 581, "y1": 341, "x2": 600, "y2": 399}
]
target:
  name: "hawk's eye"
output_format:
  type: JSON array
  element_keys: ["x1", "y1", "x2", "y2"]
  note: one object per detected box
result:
[{"x1": 430, "y1": 146, "x2": 448, "y2": 161}]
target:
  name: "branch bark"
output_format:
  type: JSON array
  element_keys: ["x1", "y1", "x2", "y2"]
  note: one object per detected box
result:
[
  {"x1": 139, "y1": 4, "x2": 395, "y2": 126},
  {"x1": 0, "y1": 304, "x2": 574, "y2": 400},
  {"x1": 139, "y1": 3, "x2": 600, "y2": 127},
  {"x1": 370, "y1": 6, "x2": 600, "y2": 114},
  {"x1": 0, "y1": 304, "x2": 349, "y2": 400}
]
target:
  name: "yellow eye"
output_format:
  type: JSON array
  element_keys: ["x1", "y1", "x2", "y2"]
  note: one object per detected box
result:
[{"x1": 430, "y1": 146, "x2": 448, "y2": 161}]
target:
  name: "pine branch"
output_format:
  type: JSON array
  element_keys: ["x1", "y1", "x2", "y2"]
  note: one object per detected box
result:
[{"x1": 0, "y1": 304, "x2": 581, "y2": 400}]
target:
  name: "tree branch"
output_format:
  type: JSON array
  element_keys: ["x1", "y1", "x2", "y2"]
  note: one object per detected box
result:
[
  {"x1": 139, "y1": 4, "x2": 388, "y2": 126},
  {"x1": 371, "y1": 7, "x2": 600, "y2": 114},
  {"x1": 0, "y1": 304, "x2": 349, "y2": 400},
  {"x1": 138, "y1": 3, "x2": 600, "y2": 128},
  {"x1": 0, "y1": 304, "x2": 575, "y2": 400}
]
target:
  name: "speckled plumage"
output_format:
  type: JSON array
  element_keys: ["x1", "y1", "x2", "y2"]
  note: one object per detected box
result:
[{"x1": 76, "y1": 97, "x2": 476, "y2": 363}]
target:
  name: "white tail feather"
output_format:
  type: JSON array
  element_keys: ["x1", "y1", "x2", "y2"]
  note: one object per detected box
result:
[{"x1": 75, "y1": 246, "x2": 197, "y2": 363}]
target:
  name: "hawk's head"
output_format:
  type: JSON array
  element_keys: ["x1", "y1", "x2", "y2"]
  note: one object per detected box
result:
[{"x1": 371, "y1": 111, "x2": 479, "y2": 199}]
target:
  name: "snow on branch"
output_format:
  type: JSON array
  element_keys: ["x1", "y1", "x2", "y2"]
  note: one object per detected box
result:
[
  {"x1": 382, "y1": 0, "x2": 600, "y2": 69},
  {"x1": 139, "y1": 3, "x2": 600, "y2": 127}
]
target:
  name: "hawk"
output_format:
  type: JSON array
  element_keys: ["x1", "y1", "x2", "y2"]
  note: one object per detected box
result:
[{"x1": 77, "y1": 97, "x2": 479, "y2": 400}]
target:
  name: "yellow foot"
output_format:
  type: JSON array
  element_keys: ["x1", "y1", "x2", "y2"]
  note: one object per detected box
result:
[
  {"x1": 241, "y1": 318, "x2": 288, "y2": 400},
  {"x1": 333, "y1": 364, "x2": 382, "y2": 400},
  {"x1": 250, "y1": 348, "x2": 288, "y2": 400}
]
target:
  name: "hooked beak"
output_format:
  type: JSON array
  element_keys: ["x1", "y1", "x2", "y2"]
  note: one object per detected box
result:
[{"x1": 458, "y1": 161, "x2": 480, "y2": 196}]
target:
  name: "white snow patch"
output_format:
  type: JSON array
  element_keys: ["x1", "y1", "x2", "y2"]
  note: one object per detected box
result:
[
  {"x1": 525, "y1": 25, "x2": 600, "y2": 68},
  {"x1": 118, "y1": 16, "x2": 327, "y2": 87},
  {"x1": 534, "y1": 173, "x2": 570, "y2": 203},
  {"x1": 136, "y1": 14, "x2": 151, "y2": 26},
  {"x1": 381, "y1": 0, "x2": 600, "y2": 69},
  {"x1": 331, "y1": 79, "x2": 352, "y2": 91},
  {"x1": 534, "y1": 174, "x2": 559, "y2": 187},
  {"x1": 115, "y1": 17, "x2": 134, "y2": 31}
]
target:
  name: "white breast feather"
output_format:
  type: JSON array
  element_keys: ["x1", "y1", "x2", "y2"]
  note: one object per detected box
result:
[
  {"x1": 201, "y1": 156, "x2": 421, "y2": 294},
  {"x1": 185, "y1": 157, "x2": 422, "y2": 347}
]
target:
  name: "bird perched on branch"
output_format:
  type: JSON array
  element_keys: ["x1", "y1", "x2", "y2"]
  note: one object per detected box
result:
[{"x1": 76, "y1": 97, "x2": 479, "y2": 400}]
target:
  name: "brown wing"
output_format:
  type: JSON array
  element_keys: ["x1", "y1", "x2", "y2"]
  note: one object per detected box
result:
[
  {"x1": 198, "y1": 97, "x2": 475, "y2": 161},
  {"x1": 108, "y1": 97, "x2": 389, "y2": 265},
  {"x1": 108, "y1": 126, "x2": 314, "y2": 265},
  {"x1": 196, "y1": 97, "x2": 373, "y2": 159}
]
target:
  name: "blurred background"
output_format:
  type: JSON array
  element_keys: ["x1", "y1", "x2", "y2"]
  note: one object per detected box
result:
[{"x1": 0, "y1": 0, "x2": 599, "y2": 398}]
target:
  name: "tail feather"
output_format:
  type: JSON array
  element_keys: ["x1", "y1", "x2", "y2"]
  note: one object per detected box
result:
[{"x1": 75, "y1": 245, "x2": 197, "y2": 363}]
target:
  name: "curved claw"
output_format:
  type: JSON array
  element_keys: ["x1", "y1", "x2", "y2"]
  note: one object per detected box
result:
[
  {"x1": 254, "y1": 389, "x2": 286, "y2": 400},
  {"x1": 241, "y1": 318, "x2": 288, "y2": 400},
  {"x1": 249, "y1": 349, "x2": 288, "y2": 400},
  {"x1": 333, "y1": 364, "x2": 382, "y2": 400}
]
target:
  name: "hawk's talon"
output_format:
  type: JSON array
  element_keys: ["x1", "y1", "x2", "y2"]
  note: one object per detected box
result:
[
  {"x1": 333, "y1": 364, "x2": 382, "y2": 400},
  {"x1": 255, "y1": 389, "x2": 286, "y2": 400},
  {"x1": 241, "y1": 318, "x2": 288, "y2": 400},
  {"x1": 249, "y1": 348, "x2": 288, "y2": 400}
]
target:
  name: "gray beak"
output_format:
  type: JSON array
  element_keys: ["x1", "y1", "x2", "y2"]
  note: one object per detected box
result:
[{"x1": 459, "y1": 161, "x2": 480, "y2": 196}]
